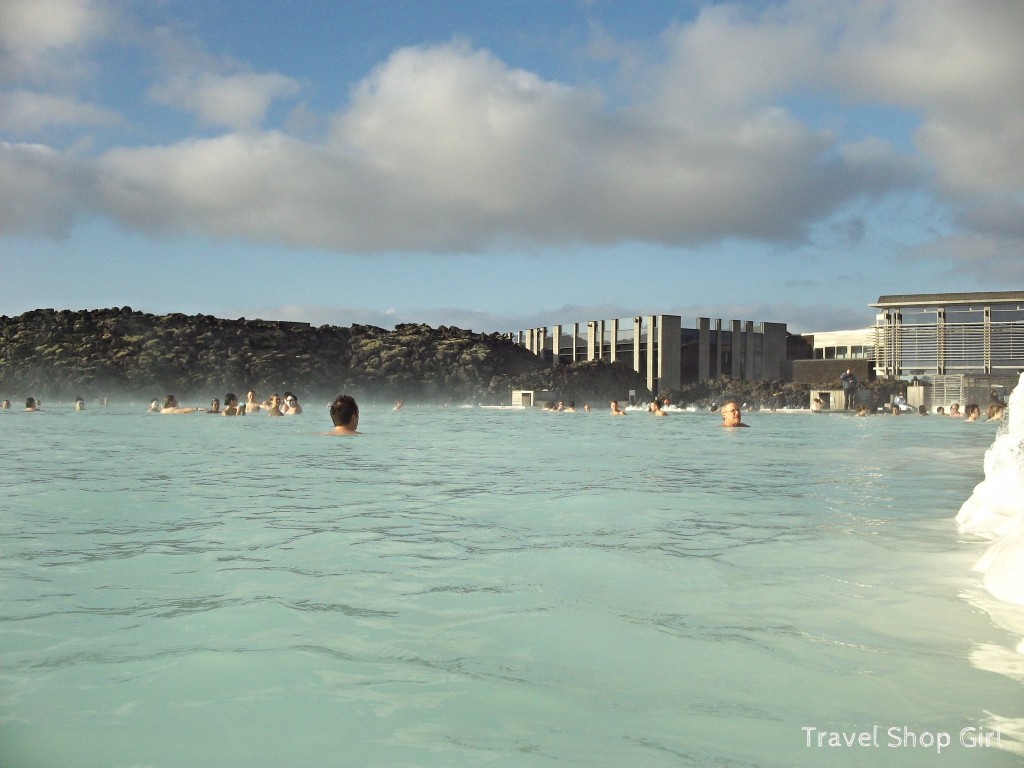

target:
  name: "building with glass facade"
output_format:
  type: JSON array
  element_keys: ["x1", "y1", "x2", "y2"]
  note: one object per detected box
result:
[
  {"x1": 806, "y1": 328, "x2": 874, "y2": 362},
  {"x1": 871, "y1": 291, "x2": 1024, "y2": 378}
]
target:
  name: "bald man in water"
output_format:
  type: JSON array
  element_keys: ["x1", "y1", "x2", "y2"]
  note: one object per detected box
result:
[{"x1": 720, "y1": 401, "x2": 749, "y2": 428}]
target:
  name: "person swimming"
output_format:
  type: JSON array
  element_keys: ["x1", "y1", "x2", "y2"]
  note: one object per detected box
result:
[
  {"x1": 720, "y1": 400, "x2": 749, "y2": 428},
  {"x1": 160, "y1": 395, "x2": 199, "y2": 414},
  {"x1": 266, "y1": 394, "x2": 284, "y2": 417},
  {"x1": 282, "y1": 393, "x2": 302, "y2": 415},
  {"x1": 222, "y1": 393, "x2": 243, "y2": 416},
  {"x1": 324, "y1": 394, "x2": 360, "y2": 435},
  {"x1": 244, "y1": 391, "x2": 261, "y2": 412}
]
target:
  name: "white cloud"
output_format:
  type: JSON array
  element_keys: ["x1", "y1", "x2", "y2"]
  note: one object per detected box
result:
[
  {"x1": 915, "y1": 232, "x2": 1024, "y2": 283},
  {"x1": 821, "y1": 1, "x2": 1024, "y2": 199},
  {"x1": 140, "y1": 22, "x2": 303, "y2": 131},
  {"x1": 650, "y1": 2, "x2": 821, "y2": 124},
  {"x1": 0, "y1": 0, "x2": 111, "y2": 83},
  {"x1": 86, "y1": 40, "x2": 916, "y2": 253},
  {"x1": 1, "y1": 0, "x2": 1021, "y2": 279},
  {"x1": 0, "y1": 89, "x2": 120, "y2": 133},
  {"x1": 0, "y1": 141, "x2": 92, "y2": 236},
  {"x1": 148, "y1": 70, "x2": 302, "y2": 131},
  {"x1": 645, "y1": 0, "x2": 1024, "y2": 273},
  {"x1": 95, "y1": 132, "x2": 366, "y2": 241}
]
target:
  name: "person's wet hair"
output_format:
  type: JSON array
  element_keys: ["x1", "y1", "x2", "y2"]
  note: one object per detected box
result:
[{"x1": 330, "y1": 394, "x2": 359, "y2": 427}]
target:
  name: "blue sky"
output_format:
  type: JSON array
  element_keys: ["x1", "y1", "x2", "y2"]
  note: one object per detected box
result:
[{"x1": 1, "y1": 0, "x2": 1022, "y2": 334}]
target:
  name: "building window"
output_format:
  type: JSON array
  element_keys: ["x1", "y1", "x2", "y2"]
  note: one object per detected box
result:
[
  {"x1": 991, "y1": 306, "x2": 1024, "y2": 323},
  {"x1": 945, "y1": 305, "x2": 984, "y2": 323},
  {"x1": 901, "y1": 308, "x2": 938, "y2": 324},
  {"x1": 898, "y1": 322, "x2": 939, "y2": 372},
  {"x1": 991, "y1": 318, "x2": 1024, "y2": 369},
  {"x1": 944, "y1": 323, "x2": 986, "y2": 369}
]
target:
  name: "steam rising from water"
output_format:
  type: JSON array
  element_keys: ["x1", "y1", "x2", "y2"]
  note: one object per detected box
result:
[{"x1": 956, "y1": 371, "x2": 1024, "y2": 607}]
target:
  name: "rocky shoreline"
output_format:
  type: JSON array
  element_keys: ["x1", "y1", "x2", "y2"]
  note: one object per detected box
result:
[
  {"x1": 0, "y1": 307, "x2": 651, "y2": 406},
  {"x1": 1, "y1": 308, "x2": 901, "y2": 409}
]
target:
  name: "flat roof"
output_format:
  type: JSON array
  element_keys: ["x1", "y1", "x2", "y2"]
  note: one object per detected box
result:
[
  {"x1": 870, "y1": 291, "x2": 1024, "y2": 308},
  {"x1": 801, "y1": 328, "x2": 874, "y2": 343}
]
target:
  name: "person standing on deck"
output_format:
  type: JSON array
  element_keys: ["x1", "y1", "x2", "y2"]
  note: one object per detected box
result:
[{"x1": 840, "y1": 369, "x2": 857, "y2": 410}]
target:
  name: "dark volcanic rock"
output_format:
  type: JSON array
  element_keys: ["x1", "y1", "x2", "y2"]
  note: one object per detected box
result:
[{"x1": 0, "y1": 308, "x2": 647, "y2": 405}]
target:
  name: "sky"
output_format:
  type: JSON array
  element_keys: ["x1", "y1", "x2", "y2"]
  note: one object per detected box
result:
[{"x1": 1, "y1": 0, "x2": 1022, "y2": 334}]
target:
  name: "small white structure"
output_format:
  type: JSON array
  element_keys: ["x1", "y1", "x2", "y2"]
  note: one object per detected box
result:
[
  {"x1": 805, "y1": 328, "x2": 875, "y2": 361},
  {"x1": 512, "y1": 389, "x2": 560, "y2": 408}
]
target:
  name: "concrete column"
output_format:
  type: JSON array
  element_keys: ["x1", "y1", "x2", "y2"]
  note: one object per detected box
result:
[
  {"x1": 646, "y1": 315, "x2": 657, "y2": 392},
  {"x1": 526, "y1": 328, "x2": 535, "y2": 354},
  {"x1": 760, "y1": 322, "x2": 787, "y2": 379},
  {"x1": 873, "y1": 313, "x2": 886, "y2": 377},
  {"x1": 571, "y1": 323, "x2": 579, "y2": 362},
  {"x1": 730, "y1": 320, "x2": 742, "y2": 378},
  {"x1": 552, "y1": 324, "x2": 562, "y2": 367},
  {"x1": 936, "y1": 308, "x2": 945, "y2": 375},
  {"x1": 587, "y1": 321, "x2": 597, "y2": 360},
  {"x1": 984, "y1": 305, "x2": 992, "y2": 374},
  {"x1": 609, "y1": 318, "x2": 619, "y2": 363},
  {"x1": 538, "y1": 326, "x2": 547, "y2": 358},
  {"x1": 697, "y1": 317, "x2": 710, "y2": 382},
  {"x1": 658, "y1": 315, "x2": 681, "y2": 391},
  {"x1": 743, "y1": 321, "x2": 755, "y2": 380},
  {"x1": 715, "y1": 319, "x2": 723, "y2": 378},
  {"x1": 633, "y1": 317, "x2": 643, "y2": 375},
  {"x1": 598, "y1": 320, "x2": 606, "y2": 360},
  {"x1": 891, "y1": 312, "x2": 901, "y2": 378}
]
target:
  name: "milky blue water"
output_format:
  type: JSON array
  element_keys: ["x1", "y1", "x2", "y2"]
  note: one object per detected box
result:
[{"x1": 2, "y1": 403, "x2": 1022, "y2": 767}]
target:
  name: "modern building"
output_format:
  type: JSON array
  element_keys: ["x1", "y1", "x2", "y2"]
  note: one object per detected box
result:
[
  {"x1": 804, "y1": 328, "x2": 875, "y2": 362},
  {"x1": 510, "y1": 314, "x2": 789, "y2": 393},
  {"x1": 866, "y1": 291, "x2": 1024, "y2": 410},
  {"x1": 871, "y1": 291, "x2": 1024, "y2": 378},
  {"x1": 510, "y1": 292, "x2": 1023, "y2": 408},
  {"x1": 794, "y1": 292, "x2": 1023, "y2": 407}
]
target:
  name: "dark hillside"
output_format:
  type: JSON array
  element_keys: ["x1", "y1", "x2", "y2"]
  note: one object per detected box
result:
[{"x1": 0, "y1": 308, "x2": 649, "y2": 405}]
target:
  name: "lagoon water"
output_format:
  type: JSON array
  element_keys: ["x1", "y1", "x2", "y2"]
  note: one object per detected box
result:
[{"x1": 2, "y1": 400, "x2": 1023, "y2": 767}]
